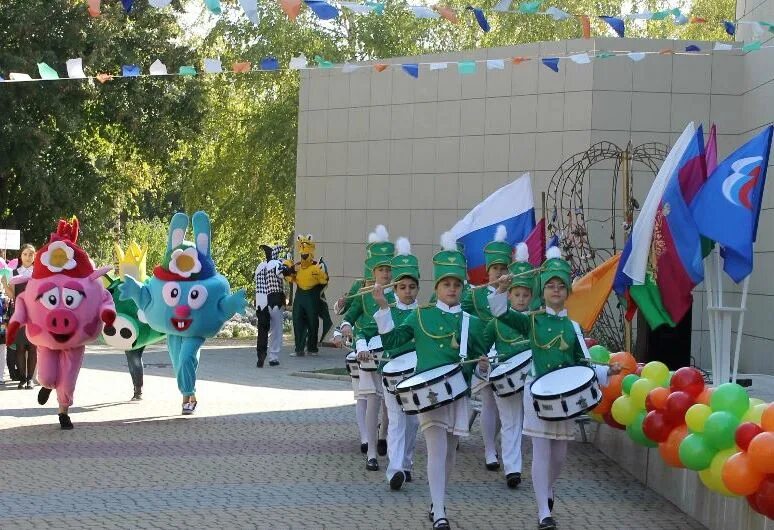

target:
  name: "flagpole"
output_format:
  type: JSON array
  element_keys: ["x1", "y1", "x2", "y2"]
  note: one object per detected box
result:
[
  {"x1": 703, "y1": 250, "x2": 718, "y2": 384},
  {"x1": 731, "y1": 275, "x2": 750, "y2": 383},
  {"x1": 714, "y1": 247, "x2": 727, "y2": 384}
]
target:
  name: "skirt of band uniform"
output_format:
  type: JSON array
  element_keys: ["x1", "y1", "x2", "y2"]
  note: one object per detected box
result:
[
  {"x1": 357, "y1": 370, "x2": 383, "y2": 397},
  {"x1": 418, "y1": 396, "x2": 470, "y2": 437},
  {"x1": 522, "y1": 377, "x2": 576, "y2": 441}
]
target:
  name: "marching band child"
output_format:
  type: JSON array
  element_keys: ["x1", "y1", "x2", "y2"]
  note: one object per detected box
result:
[
  {"x1": 339, "y1": 225, "x2": 395, "y2": 471},
  {"x1": 374, "y1": 232, "x2": 489, "y2": 530},
  {"x1": 461, "y1": 225, "x2": 510, "y2": 470},
  {"x1": 481, "y1": 242, "x2": 533, "y2": 489},
  {"x1": 380, "y1": 237, "x2": 420, "y2": 490},
  {"x1": 488, "y1": 247, "x2": 620, "y2": 530}
]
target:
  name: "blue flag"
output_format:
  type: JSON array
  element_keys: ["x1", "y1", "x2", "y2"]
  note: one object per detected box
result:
[
  {"x1": 690, "y1": 126, "x2": 773, "y2": 282},
  {"x1": 599, "y1": 16, "x2": 625, "y2": 38}
]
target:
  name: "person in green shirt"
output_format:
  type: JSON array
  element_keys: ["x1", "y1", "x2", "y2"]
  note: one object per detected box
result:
[
  {"x1": 373, "y1": 232, "x2": 489, "y2": 530},
  {"x1": 338, "y1": 225, "x2": 395, "y2": 472},
  {"x1": 379, "y1": 237, "x2": 421, "y2": 491},
  {"x1": 480, "y1": 242, "x2": 534, "y2": 490},
  {"x1": 488, "y1": 247, "x2": 621, "y2": 530},
  {"x1": 462, "y1": 224, "x2": 511, "y2": 471}
]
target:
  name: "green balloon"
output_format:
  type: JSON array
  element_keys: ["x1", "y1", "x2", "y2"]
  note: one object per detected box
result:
[
  {"x1": 710, "y1": 383, "x2": 750, "y2": 418},
  {"x1": 621, "y1": 374, "x2": 640, "y2": 395},
  {"x1": 588, "y1": 345, "x2": 611, "y2": 363},
  {"x1": 626, "y1": 411, "x2": 658, "y2": 448},
  {"x1": 703, "y1": 411, "x2": 740, "y2": 450},
  {"x1": 679, "y1": 433, "x2": 715, "y2": 471}
]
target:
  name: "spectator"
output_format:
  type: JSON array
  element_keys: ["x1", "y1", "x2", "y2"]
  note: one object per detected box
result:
[{"x1": 2, "y1": 244, "x2": 37, "y2": 389}]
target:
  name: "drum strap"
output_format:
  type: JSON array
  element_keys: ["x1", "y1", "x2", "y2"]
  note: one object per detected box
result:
[
  {"x1": 571, "y1": 321, "x2": 591, "y2": 359},
  {"x1": 459, "y1": 312, "x2": 470, "y2": 360}
]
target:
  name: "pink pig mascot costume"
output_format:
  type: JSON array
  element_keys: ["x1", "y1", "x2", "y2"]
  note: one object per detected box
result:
[{"x1": 6, "y1": 218, "x2": 116, "y2": 430}]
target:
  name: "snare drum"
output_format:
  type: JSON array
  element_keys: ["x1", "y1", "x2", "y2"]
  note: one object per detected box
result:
[
  {"x1": 345, "y1": 352, "x2": 360, "y2": 394},
  {"x1": 357, "y1": 348, "x2": 384, "y2": 372},
  {"x1": 488, "y1": 350, "x2": 532, "y2": 397},
  {"x1": 529, "y1": 365, "x2": 601, "y2": 421},
  {"x1": 395, "y1": 363, "x2": 468, "y2": 415},
  {"x1": 382, "y1": 351, "x2": 417, "y2": 394}
]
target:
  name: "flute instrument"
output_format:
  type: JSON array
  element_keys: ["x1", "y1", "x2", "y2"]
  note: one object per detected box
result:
[
  {"x1": 344, "y1": 280, "x2": 398, "y2": 299},
  {"x1": 473, "y1": 267, "x2": 542, "y2": 290}
]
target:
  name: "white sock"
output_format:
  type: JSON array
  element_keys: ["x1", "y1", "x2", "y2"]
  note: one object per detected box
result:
[
  {"x1": 356, "y1": 399, "x2": 367, "y2": 444},
  {"x1": 480, "y1": 388, "x2": 499, "y2": 462},
  {"x1": 548, "y1": 439, "x2": 568, "y2": 497},
  {"x1": 445, "y1": 433, "x2": 459, "y2": 488},
  {"x1": 424, "y1": 426, "x2": 449, "y2": 521},
  {"x1": 366, "y1": 394, "x2": 380, "y2": 459},
  {"x1": 531, "y1": 437, "x2": 552, "y2": 521},
  {"x1": 379, "y1": 398, "x2": 388, "y2": 439}
]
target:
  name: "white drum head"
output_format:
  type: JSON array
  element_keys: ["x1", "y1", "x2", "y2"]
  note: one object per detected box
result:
[
  {"x1": 490, "y1": 350, "x2": 532, "y2": 378},
  {"x1": 397, "y1": 363, "x2": 457, "y2": 389},
  {"x1": 346, "y1": 352, "x2": 357, "y2": 361},
  {"x1": 384, "y1": 352, "x2": 417, "y2": 372},
  {"x1": 531, "y1": 366, "x2": 594, "y2": 396}
]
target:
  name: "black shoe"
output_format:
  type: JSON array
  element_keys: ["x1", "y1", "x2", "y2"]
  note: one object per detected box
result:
[
  {"x1": 538, "y1": 517, "x2": 556, "y2": 530},
  {"x1": 506, "y1": 472, "x2": 522, "y2": 489},
  {"x1": 405, "y1": 471, "x2": 412, "y2": 482},
  {"x1": 485, "y1": 460, "x2": 500, "y2": 471},
  {"x1": 131, "y1": 386, "x2": 142, "y2": 401},
  {"x1": 308, "y1": 348, "x2": 319, "y2": 354},
  {"x1": 257, "y1": 360, "x2": 264, "y2": 368},
  {"x1": 360, "y1": 442, "x2": 368, "y2": 454},
  {"x1": 433, "y1": 517, "x2": 451, "y2": 529},
  {"x1": 269, "y1": 360, "x2": 280, "y2": 366},
  {"x1": 58, "y1": 413, "x2": 74, "y2": 430},
  {"x1": 377, "y1": 438, "x2": 387, "y2": 456},
  {"x1": 38, "y1": 387, "x2": 52, "y2": 405},
  {"x1": 389, "y1": 471, "x2": 405, "y2": 491},
  {"x1": 17, "y1": 381, "x2": 24, "y2": 389},
  {"x1": 548, "y1": 498, "x2": 554, "y2": 511},
  {"x1": 366, "y1": 458, "x2": 379, "y2": 471}
]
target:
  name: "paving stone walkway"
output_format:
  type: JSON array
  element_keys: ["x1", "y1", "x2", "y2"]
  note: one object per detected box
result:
[{"x1": 0, "y1": 342, "x2": 706, "y2": 529}]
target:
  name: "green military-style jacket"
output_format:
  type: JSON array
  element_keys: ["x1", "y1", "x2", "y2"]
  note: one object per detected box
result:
[
  {"x1": 377, "y1": 302, "x2": 488, "y2": 383},
  {"x1": 338, "y1": 279, "x2": 365, "y2": 315},
  {"x1": 482, "y1": 318, "x2": 530, "y2": 363},
  {"x1": 461, "y1": 285, "x2": 497, "y2": 322},
  {"x1": 382, "y1": 302, "x2": 417, "y2": 361},
  {"x1": 495, "y1": 307, "x2": 586, "y2": 377},
  {"x1": 342, "y1": 288, "x2": 396, "y2": 343}
]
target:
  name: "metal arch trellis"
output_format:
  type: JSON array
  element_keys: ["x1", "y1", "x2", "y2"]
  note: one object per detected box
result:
[{"x1": 545, "y1": 141, "x2": 670, "y2": 351}]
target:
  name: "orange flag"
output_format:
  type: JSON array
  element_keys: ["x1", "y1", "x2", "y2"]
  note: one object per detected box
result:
[
  {"x1": 577, "y1": 15, "x2": 591, "y2": 38},
  {"x1": 87, "y1": 0, "x2": 101, "y2": 17},
  {"x1": 280, "y1": 0, "x2": 302, "y2": 20},
  {"x1": 373, "y1": 63, "x2": 389, "y2": 72},
  {"x1": 232, "y1": 61, "x2": 251, "y2": 73},
  {"x1": 566, "y1": 253, "x2": 621, "y2": 331},
  {"x1": 434, "y1": 6, "x2": 459, "y2": 24}
]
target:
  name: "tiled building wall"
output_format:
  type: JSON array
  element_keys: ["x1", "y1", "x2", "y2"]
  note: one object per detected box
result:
[{"x1": 296, "y1": 36, "x2": 774, "y2": 375}]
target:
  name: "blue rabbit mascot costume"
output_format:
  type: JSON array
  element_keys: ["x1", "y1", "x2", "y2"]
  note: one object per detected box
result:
[{"x1": 119, "y1": 211, "x2": 247, "y2": 415}]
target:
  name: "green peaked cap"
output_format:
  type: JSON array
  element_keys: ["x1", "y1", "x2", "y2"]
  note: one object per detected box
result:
[
  {"x1": 392, "y1": 237, "x2": 420, "y2": 281},
  {"x1": 434, "y1": 232, "x2": 467, "y2": 285},
  {"x1": 364, "y1": 225, "x2": 394, "y2": 271},
  {"x1": 484, "y1": 226, "x2": 512, "y2": 269},
  {"x1": 540, "y1": 247, "x2": 572, "y2": 293}
]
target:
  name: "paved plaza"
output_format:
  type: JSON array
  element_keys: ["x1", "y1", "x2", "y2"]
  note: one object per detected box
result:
[{"x1": 0, "y1": 341, "x2": 706, "y2": 529}]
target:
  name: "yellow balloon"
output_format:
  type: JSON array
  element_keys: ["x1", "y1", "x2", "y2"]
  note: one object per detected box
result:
[
  {"x1": 685, "y1": 404, "x2": 713, "y2": 433},
  {"x1": 611, "y1": 395, "x2": 637, "y2": 426},
  {"x1": 741, "y1": 403, "x2": 767, "y2": 424},
  {"x1": 749, "y1": 398, "x2": 765, "y2": 407},
  {"x1": 710, "y1": 447, "x2": 738, "y2": 478},
  {"x1": 699, "y1": 467, "x2": 737, "y2": 497},
  {"x1": 630, "y1": 378, "x2": 657, "y2": 410},
  {"x1": 641, "y1": 361, "x2": 670, "y2": 386},
  {"x1": 589, "y1": 412, "x2": 603, "y2": 423}
]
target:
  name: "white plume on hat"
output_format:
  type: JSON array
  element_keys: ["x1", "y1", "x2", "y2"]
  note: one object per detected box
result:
[
  {"x1": 546, "y1": 246, "x2": 562, "y2": 259},
  {"x1": 514, "y1": 242, "x2": 529, "y2": 262},
  {"x1": 440, "y1": 231, "x2": 457, "y2": 251},
  {"x1": 396, "y1": 237, "x2": 411, "y2": 256},
  {"x1": 368, "y1": 224, "x2": 389, "y2": 243},
  {"x1": 494, "y1": 224, "x2": 507, "y2": 242}
]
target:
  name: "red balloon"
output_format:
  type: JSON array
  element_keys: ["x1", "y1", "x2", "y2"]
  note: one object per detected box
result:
[
  {"x1": 603, "y1": 411, "x2": 626, "y2": 430},
  {"x1": 736, "y1": 422, "x2": 764, "y2": 452},
  {"x1": 664, "y1": 391, "x2": 694, "y2": 425},
  {"x1": 753, "y1": 475, "x2": 774, "y2": 519},
  {"x1": 669, "y1": 367, "x2": 705, "y2": 398},
  {"x1": 748, "y1": 492, "x2": 764, "y2": 515},
  {"x1": 643, "y1": 410, "x2": 673, "y2": 443},
  {"x1": 584, "y1": 338, "x2": 598, "y2": 348}
]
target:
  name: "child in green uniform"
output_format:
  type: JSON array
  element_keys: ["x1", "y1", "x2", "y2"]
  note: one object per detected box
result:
[
  {"x1": 488, "y1": 247, "x2": 621, "y2": 530},
  {"x1": 380, "y1": 237, "x2": 421, "y2": 491},
  {"x1": 461, "y1": 225, "x2": 511, "y2": 470},
  {"x1": 481, "y1": 242, "x2": 534, "y2": 489},
  {"x1": 374, "y1": 232, "x2": 490, "y2": 530},
  {"x1": 339, "y1": 225, "x2": 395, "y2": 471}
]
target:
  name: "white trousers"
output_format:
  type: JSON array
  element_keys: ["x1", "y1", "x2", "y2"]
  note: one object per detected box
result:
[
  {"x1": 479, "y1": 384, "x2": 499, "y2": 463},
  {"x1": 494, "y1": 391, "x2": 524, "y2": 475},
  {"x1": 382, "y1": 381, "x2": 419, "y2": 480},
  {"x1": 267, "y1": 306, "x2": 284, "y2": 361}
]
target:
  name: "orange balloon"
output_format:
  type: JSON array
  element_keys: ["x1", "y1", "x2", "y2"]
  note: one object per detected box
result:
[
  {"x1": 609, "y1": 351, "x2": 638, "y2": 375},
  {"x1": 602, "y1": 374, "x2": 624, "y2": 402},
  {"x1": 696, "y1": 387, "x2": 715, "y2": 406},
  {"x1": 594, "y1": 395, "x2": 614, "y2": 415},
  {"x1": 761, "y1": 403, "x2": 774, "y2": 432},
  {"x1": 722, "y1": 452, "x2": 764, "y2": 496},
  {"x1": 748, "y1": 432, "x2": 774, "y2": 474},
  {"x1": 659, "y1": 424, "x2": 688, "y2": 468},
  {"x1": 648, "y1": 387, "x2": 671, "y2": 411}
]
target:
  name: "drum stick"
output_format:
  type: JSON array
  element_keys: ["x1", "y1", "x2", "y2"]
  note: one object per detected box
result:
[
  {"x1": 473, "y1": 267, "x2": 542, "y2": 290},
  {"x1": 344, "y1": 280, "x2": 398, "y2": 299},
  {"x1": 459, "y1": 357, "x2": 497, "y2": 365}
]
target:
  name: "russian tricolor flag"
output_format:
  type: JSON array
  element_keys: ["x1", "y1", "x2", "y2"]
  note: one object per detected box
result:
[{"x1": 450, "y1": 174, "x2": 536, "y2": 285}]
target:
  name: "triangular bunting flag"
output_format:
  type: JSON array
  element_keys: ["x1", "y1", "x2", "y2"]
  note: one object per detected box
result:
[
  {"x1": 122, "y1": 65, "x2": 140, "y2": 77},
  {"x1": 599, "y1": 16, "x2": 625, "y2": 37},
  {"x1": 486, "y1": 59, "x2": 505, "y2": 70},
  {"x1": 458, "y1": 61, "x2": 476, "y2": 75},
  {"x1": 66, "y1": 58, "x2": 86, "y2": 79},
  {"x1": 541, "y1": 57, "x2": 559, "y2": 72},
  {"x1": 305, "y1": 0, "x2": 339, "y2": 19},
  {"x1": 467, "y1": 6, "x2": 490, "y2": 32},
  {"x1": 402, "y1": 63, "x2": 419, "y2": 78},
  {"x1": 290, "y1": 54, "x2": 309, "y2": 69},
  {"x1": 149, "y1": 59, "x2": 168, "y2": 75},
  {"x1": 260, "y1": 57, "x2": 279, "y2": 71},
  {"x1": 38, "y1": 63, "x2": 59, "y2": 80}
]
